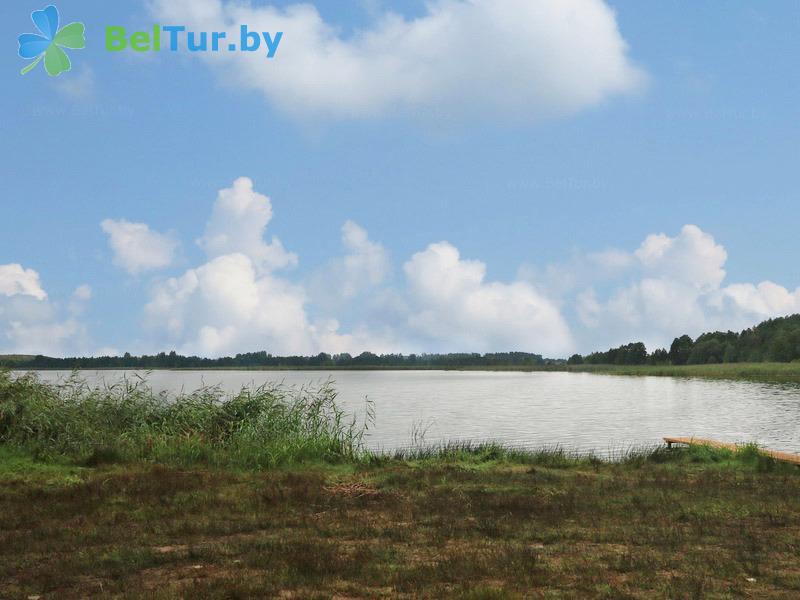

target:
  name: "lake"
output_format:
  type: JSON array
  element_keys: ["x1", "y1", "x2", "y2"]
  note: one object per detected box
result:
[{"x1": 25, "y1": 370, "x2": 800, "y2": 455}]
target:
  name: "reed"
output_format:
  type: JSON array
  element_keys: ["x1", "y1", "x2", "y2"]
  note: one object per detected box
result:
[
  {"x1": 562, "y1": 361, "x2": 800, "y2": 383},
  {"x1": 0, "y1": 369, "x2": 371, "y2": 468}
]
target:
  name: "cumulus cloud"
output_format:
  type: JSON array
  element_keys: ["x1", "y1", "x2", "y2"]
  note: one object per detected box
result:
[
  {"x1": 404, "y1": 242, "x2": 573, "y2": 354},
  {"x1": 339, "y1": 221, "x2": 390, "y2": 293},
  {"x1": 634, "y1": 225, "x2": 727, "y2": 292},
  {"x1": 145, "y1": 178, "x2": 391, "y2": 356},
  {"x1": 518, "y1": 247, "x2": 636, "y2": 301},
  {"x1": 101, "y1": 219, "x2": 179, "y2": 274},
  {"x1": 0, "y1": 264, "x2": 87, "y2": 355},
  {"x1": 145, "y1": 240, "x2": 397, "y2": 357},
  {"x1": 100, "y1": 178, "x2": 800, "y2": 358},
  {"x1": 198, "y1": 177, "x2": 297, "y2": 272},
  {"x1": 309, "y1": 220, "x2": 390, "y2": 312},
  {"x1": 574, "y1": 225, "x2": 800, "y2": 351},
  {"x1": 3, "y1": 318, "x2": 83, "y2": 356},
  {"x1": 146, "y1": 253, "x2": 315, "y2": 356},
  {"x1": 149, "y1": 0, "x2": 645, "y2": 121},
  {"x1": 0, "y1": 264, "x2": 47, "y2": 300},
  {"x1": 143, "y1": 178, "x2": 573, "y2": 356}
]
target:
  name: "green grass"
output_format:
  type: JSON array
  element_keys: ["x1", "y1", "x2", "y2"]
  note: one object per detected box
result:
[
  {"x1": 2, "y1": 444, "x2": 799, "y2": 598},
  {"x1": 559, "y1": 362, "x2": 800, "y2": 384},
  {"x1": 0, "y1": 446, "x2": 85, "y2": 482}
]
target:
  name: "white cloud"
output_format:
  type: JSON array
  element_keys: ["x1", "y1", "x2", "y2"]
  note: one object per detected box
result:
[
  {"x1": 0, "y1": 264, "x2": 87, "y2": 356},
  {"x1": 713, "y1": 282, "x2": 800, "y2": 321},
  {"x1": 146, "y1": 253, "x2": 315, "y2": 356},
  {"x1": 4, "y1": 318, "x2": 83, "y2": 356},
  {"x1": 144, "y1": 179, "x2": 572, "y2": 357},
  {"x1": 312, "y1": 318, "x2": 399, "y2": 356},
  {"x1": 404, "y1": 242, "x2": 573, "y2": 354},
  {"x1": 101, "y1": 219, "x2": 179, "y2": 274},
  {"x1": 73, "y1": 284, "x2": 92, "y2": 301},
  {"x1": 145, "y1": 179, "x2": 391, "y2": 356},
  {"x1": 149, "y1": 0, "x2": 645, "y2": 121},
  {"x1": 340, "y1": 221, "x2": 390, "y2": 292},
  {"x1": 198, "y1": 176, "x2": 297, "y2": 271},
  {"x1": 309, "y1": 220, "x2": 390, "y2": 312},
  {"x1": 573, "y1": 225, "x2": 800, "y2": 351},
  {"x1": 0, "y1": 264, "x2": 47, "y2": 300},
  {"x1": 145, "y1": 248, "x2": 398, "y2": 357},
  {"x1": 99, "y1": 180, "x2": 800, "y2": 359},
  {"x1": 634, "y1": 224, "x2": 727, "y2": 291}
]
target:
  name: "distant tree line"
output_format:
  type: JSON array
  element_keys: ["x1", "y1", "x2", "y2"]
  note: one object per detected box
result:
[
  {"x1": 568, "y1": 315, "x2": 800, "y2": 366},
  {"x1": 0, "y1": 351, "x2": 554, "y2": 370},
  {"x1": 570, "y1": 342, "x2": 650, "y2": 366},
  {"x1": 3, "y1": 315, "x2": 800, "y2": 369}
]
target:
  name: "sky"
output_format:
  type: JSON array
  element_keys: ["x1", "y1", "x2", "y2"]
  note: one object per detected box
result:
[{"x1": 1, "y1": 0, "x2": 799, "y2": 358}]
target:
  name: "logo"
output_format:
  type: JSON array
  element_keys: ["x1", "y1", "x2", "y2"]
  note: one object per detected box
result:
[
  {"x1": 18, "y1": 5, "x2": 86, "y2": 77},
  {"x1": 105, "y1": 26, "x2": 283, "y2": 58}
]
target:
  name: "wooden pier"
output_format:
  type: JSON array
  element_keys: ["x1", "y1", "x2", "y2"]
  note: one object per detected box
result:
[{"x1": 664, "y1": 437, "x2": 800, "y2": 466}]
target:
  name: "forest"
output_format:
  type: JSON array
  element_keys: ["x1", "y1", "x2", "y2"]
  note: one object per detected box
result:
[{"x1": 572, "y1": 314, "x2": 800, "y2": 366}]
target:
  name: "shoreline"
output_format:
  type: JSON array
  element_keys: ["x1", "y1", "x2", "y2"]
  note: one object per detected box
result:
[{"x1": 8, "y1": 361, "x2": 800, "y2": 384}]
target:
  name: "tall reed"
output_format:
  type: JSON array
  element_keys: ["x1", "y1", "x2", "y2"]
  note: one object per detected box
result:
[{"x1": 0, "y1": 370, "x2": 371, "y2": 467}]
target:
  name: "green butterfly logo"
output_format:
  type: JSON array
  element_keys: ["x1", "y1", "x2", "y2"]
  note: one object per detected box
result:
[{"x1": 18, "y1": 5, "x2": 86, "y2": 76}]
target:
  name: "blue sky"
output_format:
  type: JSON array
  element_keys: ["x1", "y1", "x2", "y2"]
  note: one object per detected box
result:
[{"x1": 1, "y1": 0, "x2": 799, "y2": 357}]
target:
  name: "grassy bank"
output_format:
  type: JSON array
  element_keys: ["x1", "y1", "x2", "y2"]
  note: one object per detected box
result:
[
  {"x1": 560, "y1": 362, "x2": 800, "y2": 384},
  {"x1": 3, "y1": 371, "x2": 800, "y2": 597}
]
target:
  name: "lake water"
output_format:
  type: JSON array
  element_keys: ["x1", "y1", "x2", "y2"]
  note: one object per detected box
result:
[{"x1": 25, "y1": 370, "x2": 800, "y2": 455}]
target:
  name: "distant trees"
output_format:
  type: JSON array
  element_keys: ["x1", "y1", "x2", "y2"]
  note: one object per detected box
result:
[
  {"x1": 4, "y1": 315, "x2": 800, "y2": 370},
  {"x1": 688, "y1": 317, "x2": 800, "y2": 364},
  {"x1": 767, "y1": 330, "x2": 799, "y2": 362},
  {"x1": 669, "y1": 335, "x2": 694, "y2": 365},
  {"x1": 570, "y1": 315, "x2": 800, "y2": 367},
  {"x1": 584, "y1": 342, "x2": 647, "y2": 366},
  {"x1": 686, "y1": 331, "x2": 737, "y2": 365},
  {"x1": 650, "y1": 348, "x2": 670, "y2": 365},
  {"x1": 567, "y1": 354, "x2": 584, "y2": 365},
  {"x1": 1, "y1": 350, "x2": 552, "y2": 370}
]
